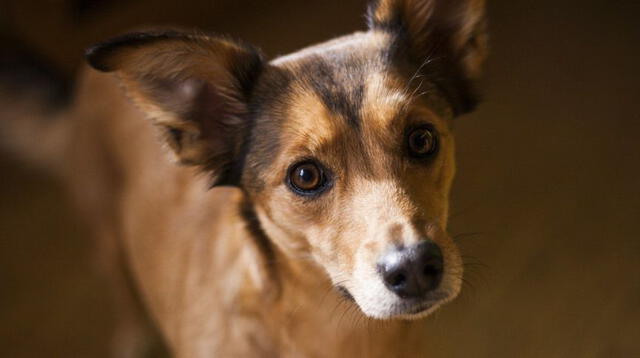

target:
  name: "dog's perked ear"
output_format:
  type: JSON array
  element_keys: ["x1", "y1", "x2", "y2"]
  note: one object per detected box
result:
[
  {"x1": 368, "y1": 0, "x2": 488, "y2": 115},
  {"x1": 85, "y1": 31, "x2": 264, "y2": 185}
]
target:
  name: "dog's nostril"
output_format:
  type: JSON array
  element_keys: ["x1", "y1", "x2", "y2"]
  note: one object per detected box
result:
[
  {"x1": 423, "y1": 264, "x2": 439, "y2": 277},
  {"x1": 378, "y1": 241, "x2": 444, "y2": 299},
  {"x1": 390, "y1": 272, "x2": 406, "y2": 287}
]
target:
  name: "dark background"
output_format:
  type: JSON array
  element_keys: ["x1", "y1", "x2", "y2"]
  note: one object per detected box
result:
[{"x1": 1, "y1": 0, "x2": 639, "y2": 357}]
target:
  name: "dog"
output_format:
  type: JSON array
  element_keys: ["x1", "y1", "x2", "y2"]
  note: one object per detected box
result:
[{"x1": 0, "y1": 0, "x2": 487, "y2": 356}]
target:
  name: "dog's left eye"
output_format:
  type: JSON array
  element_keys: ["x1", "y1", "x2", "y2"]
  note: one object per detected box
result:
[
  {"x1": 287, "y1": 161, "x2": 328, "y2": 195},
  {"x1": 407, "y1": 126, "x2": 438, "y2": 158}
]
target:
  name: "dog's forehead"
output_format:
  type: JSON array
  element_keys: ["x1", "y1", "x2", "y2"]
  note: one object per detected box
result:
[{"x1": 268, "y1": 31, "x2": 410, "y2": 142}]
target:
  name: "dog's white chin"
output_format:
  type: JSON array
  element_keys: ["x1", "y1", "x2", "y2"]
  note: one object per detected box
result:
[{"x1": 354, "y1": 292, "x2": 454, "y2": 320}]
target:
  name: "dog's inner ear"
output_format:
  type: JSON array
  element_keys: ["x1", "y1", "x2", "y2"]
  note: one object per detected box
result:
[
  {"x1": 368, "y1": 0, "x2": 488, "y2": 115},
  {"x1": 85, "y1": 31, "x2": 264, "y2": 185}
]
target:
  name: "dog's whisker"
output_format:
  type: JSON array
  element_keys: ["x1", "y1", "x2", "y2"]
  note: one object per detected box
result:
[
  {"x1": 405, "y1": 56, "x2": 435, "y2": 90},
  {"x1": 461, "y1": 255, "x2": 490, "y2": 269}
]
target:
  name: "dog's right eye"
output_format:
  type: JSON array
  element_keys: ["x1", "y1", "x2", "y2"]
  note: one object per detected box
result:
[
  {"x1": 287, "y1": 161, "x2": 328, "y2": 195},
  {"x1": 407, "y1": 125, "x2": 439, "y2": 159}
]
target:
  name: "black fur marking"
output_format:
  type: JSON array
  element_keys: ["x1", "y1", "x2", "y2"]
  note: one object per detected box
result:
[
  {"x1": 201, "y1": 53, "x2": 265, "y2": 187},
  {"x1": 167, "y1": 127, "x2": 183, "y2": 151},
  {"x1": 231, "y1": 47, "x2": 266, "y2": 103},
  {"x1": 303, "y1": 58, "x2": 364, "y2": 129},
  {"x1": 239, "y1": 66, "x2": 294, "y2": 192},
  {"x1": 213, "y1": 45, "x2": 267, "y2": 187}
]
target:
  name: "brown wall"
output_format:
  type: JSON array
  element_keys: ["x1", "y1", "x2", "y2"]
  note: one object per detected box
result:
[{"x1": 1, "y1": 0, "x2": 638, "y2": 356}]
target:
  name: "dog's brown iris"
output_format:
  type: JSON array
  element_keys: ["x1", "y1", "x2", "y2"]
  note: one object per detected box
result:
[
  {"x1": 407, "y1": 126, "x2": 438, "y2": 157},
  {"x1": 290, "y1": 162, "x2": 322, "y2": 192}
]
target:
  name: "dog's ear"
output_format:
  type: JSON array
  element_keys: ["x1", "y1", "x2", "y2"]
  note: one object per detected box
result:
[
  {"x1": 368, "y1": 0, "x2": 488, "y2": 115},
  {"x1": 85, "y1": 31, "x2": 264, "y2": 185}
]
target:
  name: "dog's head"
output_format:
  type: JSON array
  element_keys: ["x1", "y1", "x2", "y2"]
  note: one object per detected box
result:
[{"x1": 86, "y1": 0, "x2": 487, "y2": 319}]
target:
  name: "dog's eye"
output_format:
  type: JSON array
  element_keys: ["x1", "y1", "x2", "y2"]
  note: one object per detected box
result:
[
  {"x1": 288, "y1": 161, "x2": 326, "y2": 194},
  {"x1": 407, "y1": 126, "x2": 438, "y2": 158}
]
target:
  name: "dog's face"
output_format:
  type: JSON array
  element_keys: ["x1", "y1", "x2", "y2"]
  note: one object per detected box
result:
[
  {"x1": 243, "y1": 31, "x2": 464, "y2": 319},
  {"x1": 87, "y1": 0, "x2": 487, "y2": 319}
]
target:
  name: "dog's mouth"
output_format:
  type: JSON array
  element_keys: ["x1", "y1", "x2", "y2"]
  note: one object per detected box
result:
[
  {"x1": 388, "y1": 291, "x2": 450, "y2": 318},
  {"x1": 394, "y1": 293, "x2": 448, "y2": 316},
  {"x1": 336, "y1": 285, "x2": 355, "y2": 302},
  {"x1": 407, "y1": 303, "x2": 431, "y2": 314},
  {"x1": 334, "y1": 285, "x2": 448, "y2": 318}
]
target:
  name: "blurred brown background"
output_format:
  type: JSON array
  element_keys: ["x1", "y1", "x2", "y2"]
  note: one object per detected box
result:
[{"x1": 1, "y1": 0, "x2": 638, "y2": 357}]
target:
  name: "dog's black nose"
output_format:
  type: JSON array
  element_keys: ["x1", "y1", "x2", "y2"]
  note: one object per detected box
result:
[{"x1": 378, "y1": 241, "x2": 444, "y2": 299}]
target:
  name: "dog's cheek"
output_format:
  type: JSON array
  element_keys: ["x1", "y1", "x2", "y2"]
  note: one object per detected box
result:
[
  {"x1": 251, "y1": 189, "x2": 310, "y2": 254},
  {"x1": 256, "y1": 186, "x2": 338, "y2": 253}
]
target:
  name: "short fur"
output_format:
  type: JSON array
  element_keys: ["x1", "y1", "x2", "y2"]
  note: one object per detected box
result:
[{"x1": 0, "y1": 0, "x2": 487, "y2": 357}]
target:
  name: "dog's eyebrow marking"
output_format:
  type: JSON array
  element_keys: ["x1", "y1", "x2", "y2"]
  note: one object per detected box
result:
[
  {"x1": 361, "y1": 71, "x2": 411, "y2": 128},
  {"x1": 302, "y1": 58, "x2": 365, "y2": 130}
]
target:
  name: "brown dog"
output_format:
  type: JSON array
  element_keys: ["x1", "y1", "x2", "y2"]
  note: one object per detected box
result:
[{"x1": 1, "y1": 0, "x2": 487, "y2": 356}]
